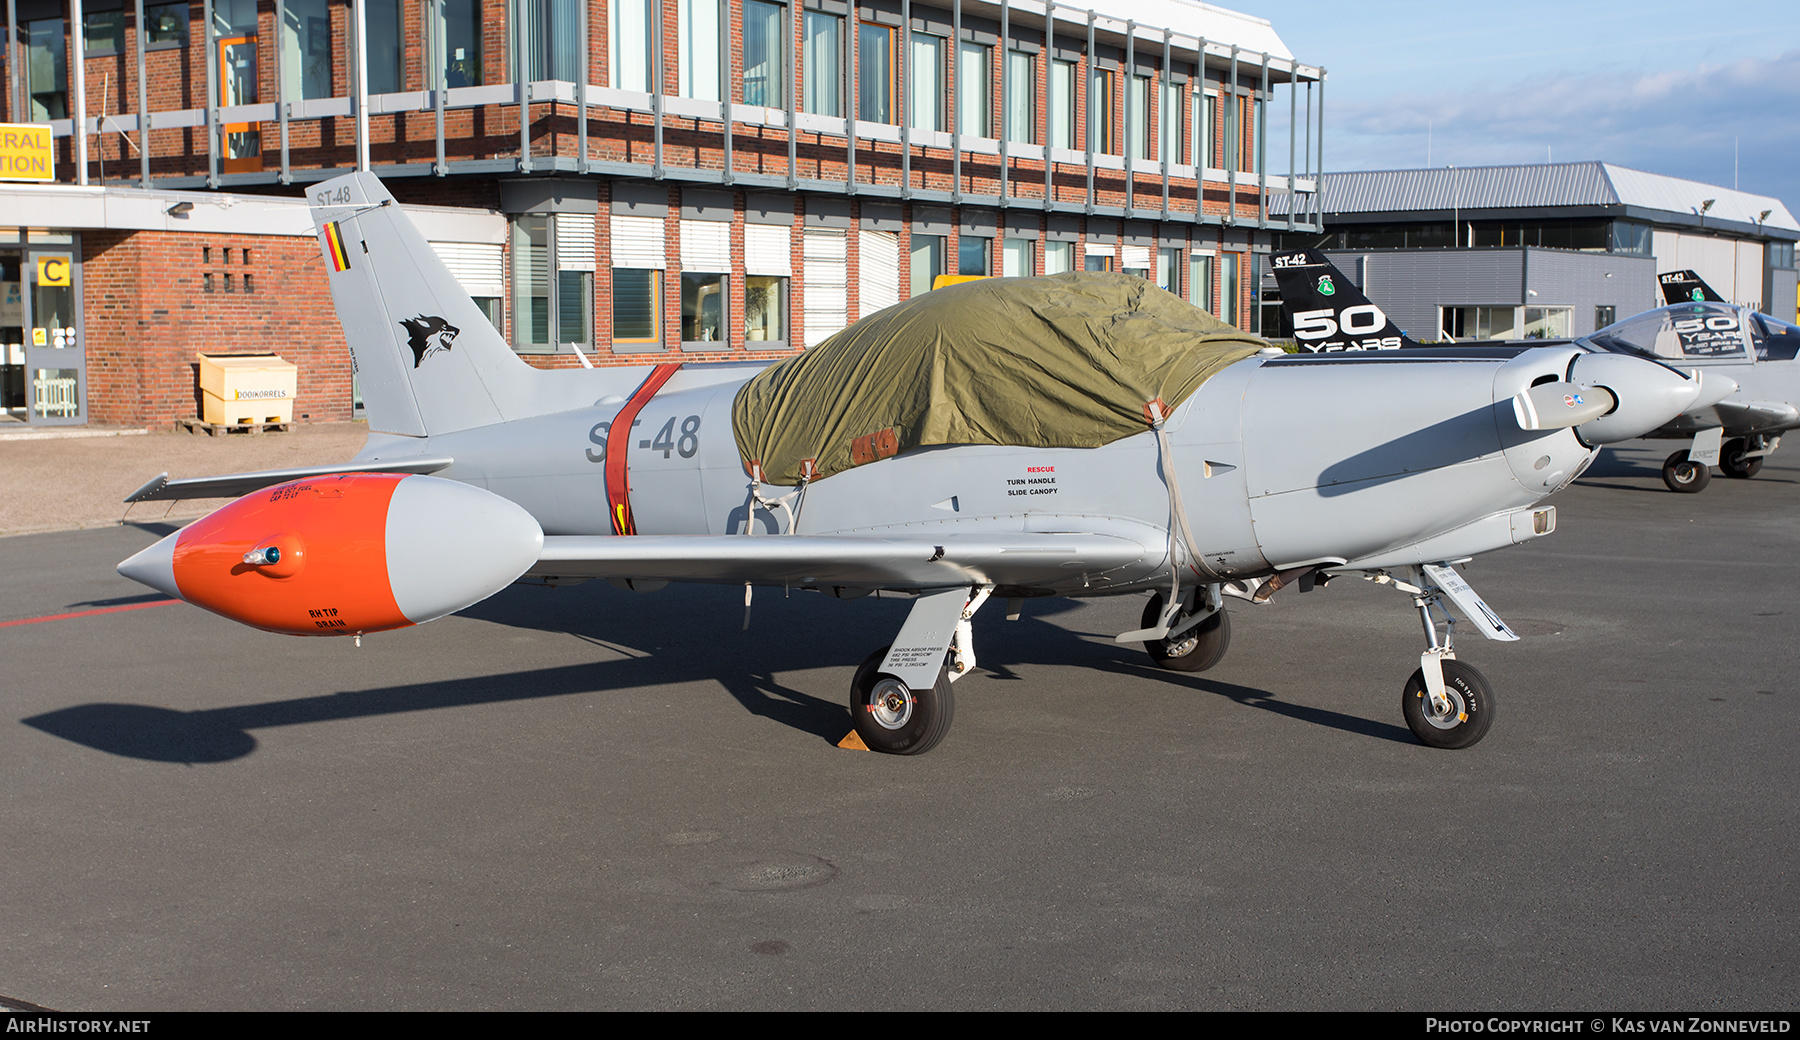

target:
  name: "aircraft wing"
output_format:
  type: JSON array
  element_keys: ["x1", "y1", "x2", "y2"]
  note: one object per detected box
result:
[
  {"x1": 1715, "y1": 399, "x2": 1800, "y2": 430},
  {"x1": 530, "y1": 532, "x2": 1151, "y2": 590},
  {"x1": 124, "y1": 457, "x2": 455, "y2": 503}
]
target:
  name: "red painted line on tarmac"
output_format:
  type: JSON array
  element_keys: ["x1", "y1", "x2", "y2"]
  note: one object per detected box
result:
[{"x1": 0, "y1": 598, "x2": 178, "y2": 629}]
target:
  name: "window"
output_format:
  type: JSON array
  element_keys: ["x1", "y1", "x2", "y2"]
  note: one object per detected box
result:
[
  {"x1": 1044, "y1": 240, "x2": 1073, "y2": 274},
  {"x1": 956, "y1": 41, "x2": 988, "y2": 138},
  {"x1": 363, "y1": 0, "x2": 402, "y2": 93},
  {"x1": 1608, "y1": 220, "x2": 1651, "y2": 255},
  {"x1": 438, "y1": 0, "x2": 483, "y2": 88},
  {"x1": 1084, "y1": 252, "x2": 1112, "y2": 272},
  {"x1": 909, "y1": 234, "x2": 943, "y2": 296},
  {"x1": 957, "y1": 236, "x2": 989, "y2": 276},
  {"x1": 1192, "y1": 90, "x2": 1213, "y2": 168},
  {"x1": 1523, "y1": 307, "x2": 1571, "y2": 340},
  {"x1": 1441, "y1": 306, "x2": 1519, "y2": 340},
  {"x1": 282, "y1": 0, "x2": 333, "y2": 100},
  {"x1": 1089, "y1": 68, "x2": 1114, "y2": 154},
  {"x1": 1160, "y1": 80, "x2": 1182, "y2": 163},
  {"x1": 613, "y1": 269, "x2": 662, "y2": 346},
  {"x1": 1002, "y1": 238, "x2": 1035, "y2": 277},
  {"x1": 1218, "y1": 253, "x2": 1239, "y2": 326},
  {"x1": 513, "y1": 215, "x2": 594, "y2": 352},
  {"x1": 528, "y1": 0, "x2": 581, "y2": 82},
  {"x1": 908, "y1": 32, "x2": 944, "y2": 132},
  {"x1": 802, "y1": 12, "x2": 842, "y2": 116},
  {"x1": 1157, "y1": 248, "x2": 1181, "y2": 294},
  {"x1": 1222, "y1": 92, "x2": 1239, "y2": 172},
  {"x1": 1049, "y1": 60, "x2": 1075, "y2": 149},
  {"x1": 1595, "y1": 305, "x2": 1616, "y2": 330},
  {"x1": 513, "y1": 216, "x2": 552, "y2": 350},
  {"x1": 611, "y1": 0, "x2": 653, "y2": 91},
  {"x1": 145, "y1": 3, "x2": 188, "y2": 48},
  {"x1": 1191, "y1": 254, "x2": 1213, "y2": 314},
  {"x1": 1004, "y1": 50, "x2": 1034, "y2": 145},
  {"x1": 212, "y1": 0, "x2": 256, "y2": 33},
  {"x1": 1126, "y1": 75, "x2": 1150, "y2": 160},
  {"x1": 742, "y1": 0, "x2": 787, "y2": 108},
  {"x1": 745, "y1": 276, "x2": 787, "y2": 344},
  {"x1": 681, "y1": 273, "x2": 728, "y2": 345},
  {"x1": 858, "y1": 24, "x2": 894, "y2": 123},
  {"x1": 679, "y1": 0, "x2": 721, "y2": 100},
  {"x1": 25, "y1": 20, "x2": 66, "y2": 122},
  {"x1": 84, "y1": 9, "x2": 126, "y2": 55}
]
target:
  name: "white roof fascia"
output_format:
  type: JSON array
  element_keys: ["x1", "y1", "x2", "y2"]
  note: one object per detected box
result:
[
  {"x1": 0, "y1": 183, "x2": 506, "y2": 242},
  {"x1": 1602, "y1": 164, "x2": 1798, "y2": 234}
]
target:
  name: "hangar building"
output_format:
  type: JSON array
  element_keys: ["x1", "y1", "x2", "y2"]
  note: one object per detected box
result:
[{"x1": 1265, "y1": 162, "x2": 1799, "y2": 342}]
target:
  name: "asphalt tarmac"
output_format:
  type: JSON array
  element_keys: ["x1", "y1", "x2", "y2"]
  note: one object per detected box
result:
[{"x1": 2, "y1": 445, "x2": 1796, "y2": 1010}]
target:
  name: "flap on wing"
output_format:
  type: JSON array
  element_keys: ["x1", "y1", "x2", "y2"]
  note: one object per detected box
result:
[
  {"x1": 124, "y1": 456, "x2": 455, "y2": 503},
  {"x1": 530, "y1": 533, "x2": 1149, "y2": 589}
]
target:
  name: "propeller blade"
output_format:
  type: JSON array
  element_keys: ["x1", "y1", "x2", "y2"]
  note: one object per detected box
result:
[{"x1": 1512, "y1": 382, "x2": 1615, "y2": 431}]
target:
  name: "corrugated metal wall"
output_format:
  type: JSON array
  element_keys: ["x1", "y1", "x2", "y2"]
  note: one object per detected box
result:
[{"x1": 1320, "y1": 248, "x2": 1655, "y2": 340}]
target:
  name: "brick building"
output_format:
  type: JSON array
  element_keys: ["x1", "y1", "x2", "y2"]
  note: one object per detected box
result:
[{"x1": 1, "y1": 0, "x2": 1324, "y2": 426}]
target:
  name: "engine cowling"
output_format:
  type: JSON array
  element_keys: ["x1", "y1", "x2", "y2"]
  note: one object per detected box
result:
[{"x1": 118, "y1": 473, "x2": 544, "y2": 636}]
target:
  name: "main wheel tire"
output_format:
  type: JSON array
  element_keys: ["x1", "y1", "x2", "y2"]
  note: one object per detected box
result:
[
  {"x1": 1401, "y1": 659, "x2": 1496, "y2": 750},
  {"x1": 1141, "y1": 593, "x2": 1231, "y2": 672},
  {"x1": 849, "y1": 646, "x2": 954, "y2": 755},
  {"x1": 1720, "y1": 439, "x2": 1764, "y2": 479},
  {"x1": 1662, "y1": 450, "x2": 1712, "y2": 493}
]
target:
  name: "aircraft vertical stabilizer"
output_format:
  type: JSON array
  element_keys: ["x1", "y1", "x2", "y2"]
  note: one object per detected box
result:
[
  {"x1": 309, "y1": 172, "x2": 546, "y2": 437},
  {"x1": 1268, "y1": 249, "x2": 1417, "y2": 351}
]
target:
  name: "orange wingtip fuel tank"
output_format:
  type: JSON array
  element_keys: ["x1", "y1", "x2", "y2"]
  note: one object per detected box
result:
[{"x1": 118, "y1": 473, "x2": 545, "y2": 637}]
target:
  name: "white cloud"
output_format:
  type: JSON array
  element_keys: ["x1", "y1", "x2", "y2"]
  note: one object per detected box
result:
[{"x1": 1318, "y1": 50, "x2": 1800, "y2": 203}]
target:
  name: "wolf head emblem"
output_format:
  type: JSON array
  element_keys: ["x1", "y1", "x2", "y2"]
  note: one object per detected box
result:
[{"x1": 399, "y1": 315, "x2": 460, "y2": 368}]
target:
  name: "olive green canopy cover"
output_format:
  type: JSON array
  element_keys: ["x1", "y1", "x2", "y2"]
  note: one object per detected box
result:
[{"x1": 731, "y1": 272, "x2": 1266, "y2": 486}]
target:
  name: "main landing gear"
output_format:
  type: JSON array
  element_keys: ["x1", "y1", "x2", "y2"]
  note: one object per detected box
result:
[
  {"x1": 1721, "y1": 436, "x2": 1774, "y2": 479},
  {"x1": 1139, "y1": 587, "x2": 1230, "y2": 672},
  {"x1": 848, "y1": 587, "x2": 990, "y2": 755}
]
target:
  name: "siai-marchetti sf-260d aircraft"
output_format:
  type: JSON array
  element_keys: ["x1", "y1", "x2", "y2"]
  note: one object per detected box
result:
[
  {"x1": 1267, "y1": 249, "x2": 1791, "y2": 494},
  {"x1": 119, "y1": 173, "x2": 1705, "y2": 754}
]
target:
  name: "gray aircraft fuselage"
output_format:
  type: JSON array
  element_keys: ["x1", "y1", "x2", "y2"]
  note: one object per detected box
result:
[{"x1": 355, "y1": 344, "x2": 1601, "y2": 599}]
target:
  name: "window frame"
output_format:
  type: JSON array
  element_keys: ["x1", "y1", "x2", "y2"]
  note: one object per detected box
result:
[{"x1": 611, "y1": 268, "x2": 664, "y2": 350}]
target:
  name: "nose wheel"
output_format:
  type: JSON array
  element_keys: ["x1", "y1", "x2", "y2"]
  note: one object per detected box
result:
[
  {"x1": 1662, "y1": 450, "x2": 1712, "y2": 493},
  {"x1": 1401, "y1": 659, "x2": 1495, "y2": 749}
]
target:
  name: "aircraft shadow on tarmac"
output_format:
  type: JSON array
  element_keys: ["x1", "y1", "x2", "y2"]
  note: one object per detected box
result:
[{"x1": 23, "y1": 583, "x2": 1411, "y2": 763}]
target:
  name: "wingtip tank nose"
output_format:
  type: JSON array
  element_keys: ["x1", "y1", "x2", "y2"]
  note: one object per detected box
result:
[{"x1": 118, "y1": 532, "x2": 183, "y2": 600}]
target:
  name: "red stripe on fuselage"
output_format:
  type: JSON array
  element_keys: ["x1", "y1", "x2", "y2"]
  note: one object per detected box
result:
[{"x1": 604, "y1": 364, "x2": 683, "y2": 536}]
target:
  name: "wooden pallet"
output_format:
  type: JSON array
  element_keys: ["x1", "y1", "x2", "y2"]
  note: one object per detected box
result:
[{"x1": 177, "y1": 417, "x2": 293, "y2": 437}]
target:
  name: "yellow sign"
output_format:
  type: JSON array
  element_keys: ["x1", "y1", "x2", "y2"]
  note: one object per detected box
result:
[
  {"x1": 0, "y1": 124, "x2": 54, "y2": 182},
  {"x1": 32, "y1": 328, "x2": 47, "y2": 346},
  {"x1": 37, "y1": 257, "x2": 71, "y2": 287}
]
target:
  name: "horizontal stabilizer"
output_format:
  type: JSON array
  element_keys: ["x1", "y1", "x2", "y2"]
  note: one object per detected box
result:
[
  {"x1": 532, "y1": 533, "x2": 1149, "y2": 590},
  {"x1": 124, "y1": 457, "x2": 454, "y2": 503}
]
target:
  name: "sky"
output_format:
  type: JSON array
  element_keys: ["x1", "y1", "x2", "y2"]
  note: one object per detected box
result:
[{"x1": 1251, "y1": 0, "x2": 1800, "y2": 209}]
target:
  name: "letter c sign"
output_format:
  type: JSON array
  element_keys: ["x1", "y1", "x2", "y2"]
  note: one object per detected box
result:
[{"x1": 37, "y1": 257, "x2": 71, "y2": 287}]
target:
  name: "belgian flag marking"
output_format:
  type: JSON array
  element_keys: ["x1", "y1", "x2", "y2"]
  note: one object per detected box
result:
[{"x1": 324, "y1": 221, "x2": 352, "y2": 272}]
